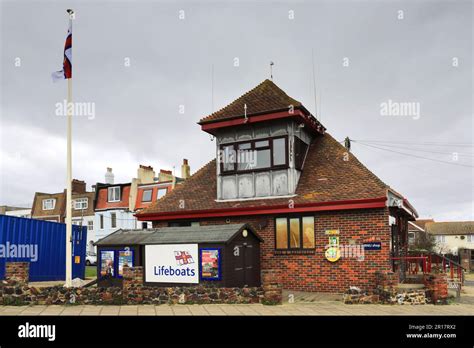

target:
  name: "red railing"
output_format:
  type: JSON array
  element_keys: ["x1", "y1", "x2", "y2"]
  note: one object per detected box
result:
[{"x1": 391, "y1": 253, "x2": 464, "y2": 284}]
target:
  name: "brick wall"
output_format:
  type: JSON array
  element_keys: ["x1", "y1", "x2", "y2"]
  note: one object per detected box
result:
[{"x1": 153, "y1": 208, "x2": 392, "y2": 293}]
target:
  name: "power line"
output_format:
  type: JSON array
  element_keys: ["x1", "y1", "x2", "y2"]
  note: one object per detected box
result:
[
  {"x1": 356, "y1": 141, "x2": 474, "y2": 157},
  {"x1": 353, "y1": 141, "x2": 474, "y2": 168},
  {"x1": 352, "y1": 139, "x2": 474, "y2": 147}
]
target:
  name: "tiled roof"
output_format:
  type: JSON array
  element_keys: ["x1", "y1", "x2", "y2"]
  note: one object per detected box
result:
[
  {"x1": 31, "y1": 192, "x2": 65, "y2": 219},
  {"x1": 199, "y1": 79, "x2": 303, "y2": 124},
  {"x1": 410, "y1": 219, "x2": 435, "y2": 231},
  {"x1": 96, "y1": 224, "x2": 261, "y2": 246},
  {"x1": 137, "y1": 133, "x2": 390, "y2": 216},
  {"x1": 425, "y1": 221, "x2": 474, "y2": 235}
]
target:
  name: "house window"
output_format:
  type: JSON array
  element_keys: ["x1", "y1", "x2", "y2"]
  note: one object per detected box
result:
[
  {"x1": 275, "y1": 216, "x2": 315, "y2": 250},
  {"x1": 142, "y1": 222, "x2": 148, "y2": 229},
  {"x1": 436, "y1": 235, "x2": 446, "y2": 243},
  {"x1": 467, "y1": 235, "x2": 473, "y2": 243},
  {"x1": 220, "y1": 136, "x2": 288, "y2": 174},
  {"x1": 99, "y1": 214, "x2": 104, "y2": 229},
  {"x1": 157, "y1": 188, "x2": 167, "y2": 199},
  {"x1": 73, "y1": 198, "x2": 88, "y2": 210},
  {"x1": 111, "y1": 213, "x2": 117, "y2": 228},
  {"x1": 42, "y1": 199, "x2": 56, "y2": 210},
  {"x1": 108, "y1": 186, "x2": 121, "y2": 202},
  {"x1": 408, "y1": 232, "x2": 415, "y2": 244},
  {"x1": 87, "y1": 220, "x2": 93, "y2": 231},
  {"x1": 294, "y1": 136, "x2": 309, "y2": 170},
  {"x1": 142, "y1": 189, "x2": 153, "y2": 202},
  {"x1": 168, "y1": 221, "x2": 199, "y2": 227}
]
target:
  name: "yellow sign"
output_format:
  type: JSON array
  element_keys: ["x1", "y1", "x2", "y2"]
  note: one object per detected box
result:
[
  {"x1": 325, "y1": 229, "x2": 340, "y2": 235},
  {"x1": 74, "y1": 256, "x2": 81, "y2": 264},
  {"x1": 325, "y1": 247, "x2": 341, "y2": 262}
]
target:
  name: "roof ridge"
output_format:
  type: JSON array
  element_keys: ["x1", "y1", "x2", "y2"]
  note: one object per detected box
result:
[{"x1": 199, "y1": 79, "x2": 302, "y2": 124}]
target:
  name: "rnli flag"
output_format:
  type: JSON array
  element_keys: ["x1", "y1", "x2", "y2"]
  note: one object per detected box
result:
[{"x1": 51, "y1": 22, "x2": 72, "y2": 82}]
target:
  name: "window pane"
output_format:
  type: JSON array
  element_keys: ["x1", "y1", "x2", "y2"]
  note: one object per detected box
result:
[
  {"x1": 255, "y1": 140, "x2": 269, "y2": 148},
  {"x1": 302, "y1": 216, "x2": 315, "y2": 249},
  {"x1": 275, "y1": 218, "x2": 288, "y2": 249},
  {"x1": 273, "y1": 138, "x2": 286, "y2": 166},
  {"x1": 237, "y1": 143, "x2": 252, "y2": 170},
  {"x1": 111, "y1": 213, "x2": 117, "y2": 228},
  {"x1": 254, "y1": 149, "x2": 270, "y2": 169},
  {"x1": 294, "y1": 137, "x2": 308, "y2": 170},
  {"x1": 222, "y1": 145, "x2": 235, "y2": 171},
  {"x1": 289, "y1": 218, "x2": 300, "y2": 248},
  {"x1": 142, "y1": 190, "x2": 152, "y2": 202},
  {"x1": 157, "y1": 188, "x2": 167, "y2": 199}
]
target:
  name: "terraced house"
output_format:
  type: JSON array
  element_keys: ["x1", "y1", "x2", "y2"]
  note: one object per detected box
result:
[{"x1": 137, "y1": 79, "x2": 418, "y2": 293}]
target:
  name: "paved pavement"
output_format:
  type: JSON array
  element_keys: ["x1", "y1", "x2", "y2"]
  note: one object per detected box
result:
[{"x1": 0, "y1": 302, "x2": 472, "y2": 316}]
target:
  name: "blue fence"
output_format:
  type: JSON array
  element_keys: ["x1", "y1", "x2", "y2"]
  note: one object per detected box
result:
[{"x1": 0, "y1": 215, "x2": 87, "y2": 281}]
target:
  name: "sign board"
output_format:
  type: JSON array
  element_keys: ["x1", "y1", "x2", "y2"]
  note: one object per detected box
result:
[
  {"x1": 363, "y1": 242, "x2": 382, "y2": 250},
  {"x1": 325, "y1": 229, "x2": 340, "y2": 235},
  {"x1": 145, "y1": 244, "x2": 199, "y2": 284}
]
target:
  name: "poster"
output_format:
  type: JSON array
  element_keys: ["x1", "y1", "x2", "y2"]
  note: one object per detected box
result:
[
  {"x1": 145, "y1": 244, "x2": 199, "y2": 283},
  {"x1": 100, "y1": 250, "x2": 115, "y2": 276},
  {"x1": 118, "y1": 250, "x2": 133, "y2": 277},
  {"x1": 201, "y1": 249, "x2": 220, "y2": 280}
]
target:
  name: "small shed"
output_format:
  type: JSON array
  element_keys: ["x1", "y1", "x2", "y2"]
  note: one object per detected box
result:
[{"x1": 95, "y1": 223, "x2": 262, "y2": 288}]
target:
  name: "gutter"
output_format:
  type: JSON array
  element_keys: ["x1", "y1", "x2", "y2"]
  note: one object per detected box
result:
[{"x1": 136, "y1": 196, "x2": 387, "y2": 221}]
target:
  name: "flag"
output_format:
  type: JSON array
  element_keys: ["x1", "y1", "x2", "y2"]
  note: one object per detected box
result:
[{"x1": 52, "y1": 22, "x2": 72, "y2": 82}]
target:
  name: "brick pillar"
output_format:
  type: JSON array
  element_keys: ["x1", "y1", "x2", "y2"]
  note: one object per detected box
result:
[
  {"x1": 261, "y1": 269, "x2": 282, "y2": 305},
  {"x1": 423, "y1": 273, "x2": 448, "y2": 304},
  {"x1": 5, "y1": 262, "x2": 29, "y2": 285}
]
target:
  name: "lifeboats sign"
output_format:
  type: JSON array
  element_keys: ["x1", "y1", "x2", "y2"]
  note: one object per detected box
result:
[{"x1": 145, "y1": 244, "x2": 199, "y2": 284}]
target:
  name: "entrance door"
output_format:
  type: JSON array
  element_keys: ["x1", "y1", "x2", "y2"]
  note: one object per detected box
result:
[{"x1": 232, "y1": 242, "x2": 258, "y2": 287}]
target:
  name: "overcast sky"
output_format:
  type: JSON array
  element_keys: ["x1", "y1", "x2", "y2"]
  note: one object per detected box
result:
[{"x1": 0, "y1": 0, "x2": 472, "y2": 221}]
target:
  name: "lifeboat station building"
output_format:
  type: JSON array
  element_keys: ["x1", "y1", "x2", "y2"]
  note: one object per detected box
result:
[{"x1": 133, "y1": 80, "x2": 418, "y2": 293}]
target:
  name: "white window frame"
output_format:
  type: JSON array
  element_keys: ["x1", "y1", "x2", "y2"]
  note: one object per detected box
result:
[
  {"x1": 73, "y1": 197, "x2": 88, "y2": 210},
  {"x1": 87, "y1": 220, "x2": 93, "y2": 231},
  {"x1": 467, "y1": 235, "x2": 474, "y2": 243},
  {"x1": 42, "y1": 198, "x2": 56, "y2": 210},
  {"x1": 436, "y1": 235, "x2": 446, "y2": 243},
  {"x1": 157, "y1": 188, "x2": 167, "y2": 199},
  {"x1": 108, "y1": 186, "x2": 121, "y2": 202}
]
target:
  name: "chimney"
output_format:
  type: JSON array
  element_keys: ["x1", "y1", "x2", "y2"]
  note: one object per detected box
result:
[
  {"x1": 105, "y1": 167, "x2": 114, "y2": 184},
  {"x1": 137, "y1": 165, "x2": 155, "y2": 184},
  {"x1": 71, "y1": 179, "x2": 86, "y2": 194},
  {"x1": 158, "y1": 169, "x2": 173, "y2": 182},
  {"x1": 181, "y1": 159, "x2": 190, "y2": 179}
]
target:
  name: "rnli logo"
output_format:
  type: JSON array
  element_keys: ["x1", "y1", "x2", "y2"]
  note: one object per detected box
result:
[{"x1": 174, "y1": 251, "x2": 194, "y2": 266}]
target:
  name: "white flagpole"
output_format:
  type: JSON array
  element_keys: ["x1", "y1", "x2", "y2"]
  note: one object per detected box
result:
[{"x1": 65, "y1": 10, "x2": 74, "y2": 288}]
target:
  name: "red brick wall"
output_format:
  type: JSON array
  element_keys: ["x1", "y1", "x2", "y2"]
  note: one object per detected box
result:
[{"x1": 153, "y1": 208, "x2": 392, "y2": 293}]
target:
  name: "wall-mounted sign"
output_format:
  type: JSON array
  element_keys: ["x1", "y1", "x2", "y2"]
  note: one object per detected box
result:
[
  {"x1": 325, "y1": 247, "x2": 341, "y2": 262},
  {"x1": 100, "y1": 250, "x2": 115, "y2": 277},
  {"x1": 200, "y1": 248, "x2": 221, "y2": 280},
  {"x1": 325, "y1": 229, "x2": 340, "y2": 235},
  {"x1": 145, "y1": 244, "x2": 198, "y2": 284},
  {"x1": 363, "y1": 242, "x2": 382, "y2": 251}
]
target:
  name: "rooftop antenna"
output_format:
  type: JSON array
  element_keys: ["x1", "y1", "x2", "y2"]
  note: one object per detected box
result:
[
  {"x1": 311, "y1": 49, "x2": 319, "y2": 120},
  {"x1": 270, "y1": 61, "x2": 274, "y2": 80}
]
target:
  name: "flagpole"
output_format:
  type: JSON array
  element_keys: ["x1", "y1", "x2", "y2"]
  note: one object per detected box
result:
[{"x1": 65, "y1": 10, "x2": 73, "y2": 288}]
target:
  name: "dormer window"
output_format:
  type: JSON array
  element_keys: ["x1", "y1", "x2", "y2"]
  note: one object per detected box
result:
[
  {"x1": 220, "y1": 136, "x2": 288, "y2": 174},
  {"x1": 42, "y1": 198, "x2": 56, "y2": 210},
  {"x1": 73, "y1": 198, "x2": 88, "y2": 210},
  {"x1": 108, "y1": 186, "x2": 121, "y2": 202}
]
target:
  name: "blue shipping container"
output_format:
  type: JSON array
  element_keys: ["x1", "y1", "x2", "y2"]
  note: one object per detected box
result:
[{"x1": 0, "y1": 215, "x2": 87, "y2": 281}]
